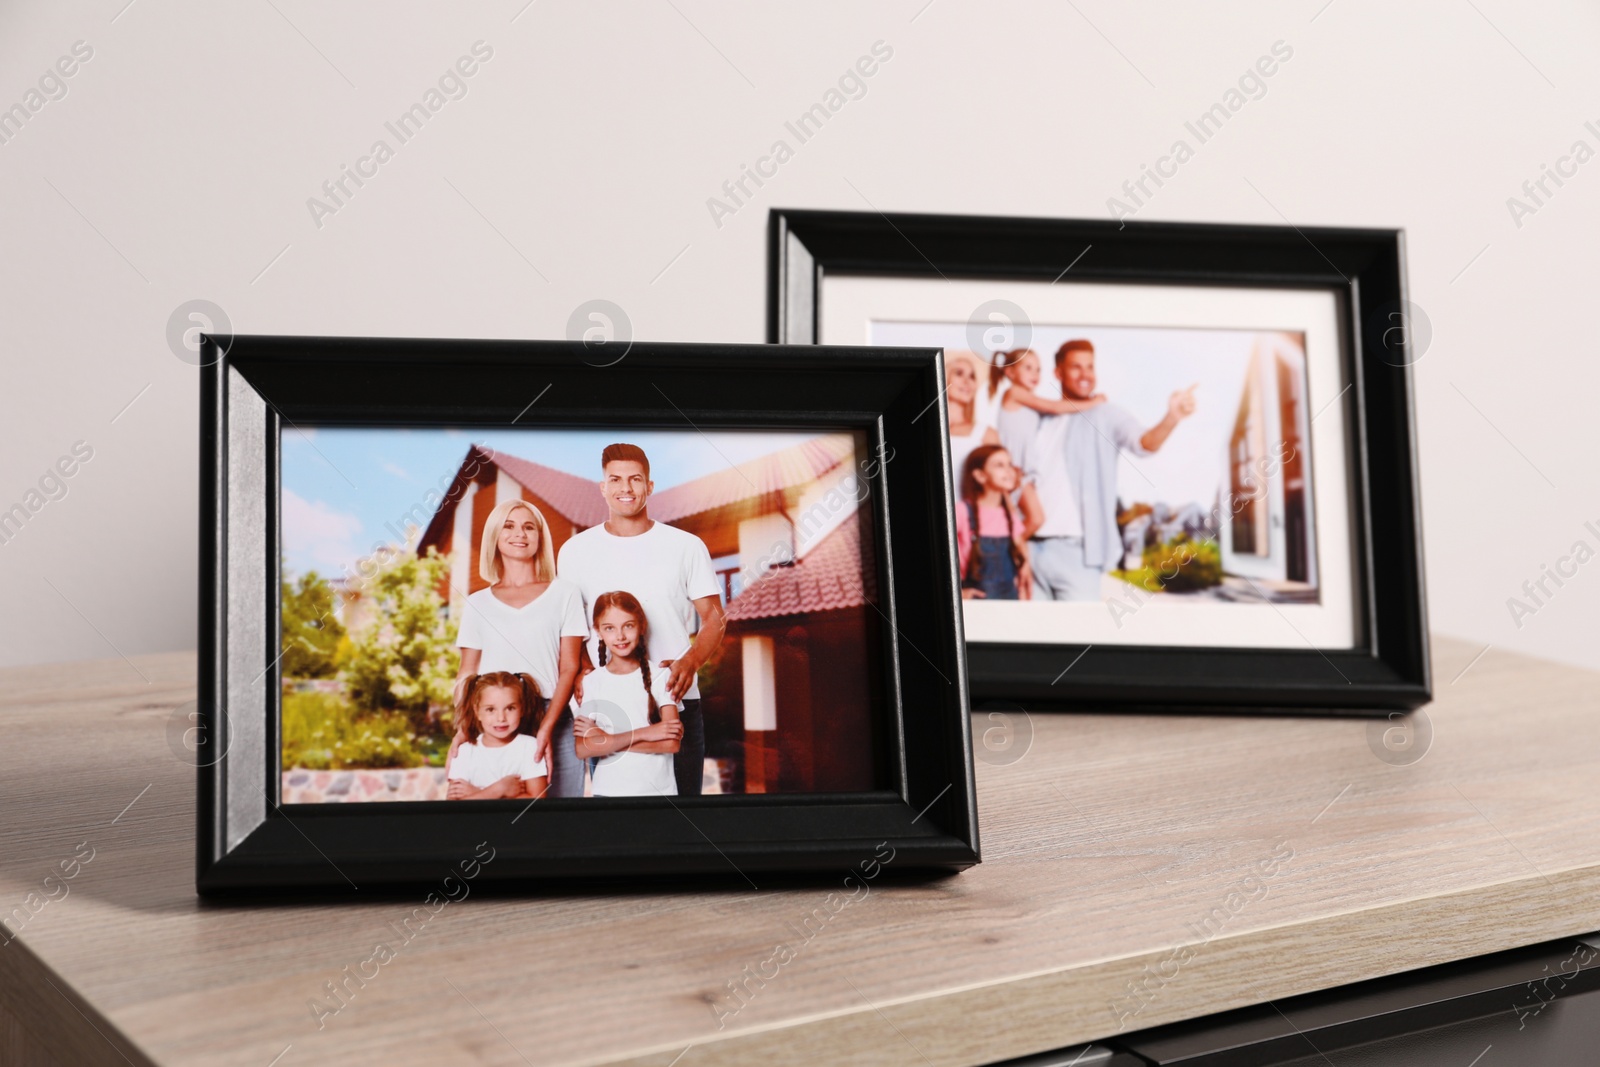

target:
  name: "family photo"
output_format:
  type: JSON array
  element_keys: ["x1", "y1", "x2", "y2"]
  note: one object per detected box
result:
[
  {"x1": 872, "y1": 321, "x2": 1322, "y2": 610},
  {"x1": 278, "y1": 427, "x2": 883, "y2": 804}
]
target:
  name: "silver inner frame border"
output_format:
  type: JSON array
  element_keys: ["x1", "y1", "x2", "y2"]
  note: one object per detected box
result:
[{"x1": 223, "y1": 364, "x2": 270, "y2": 851}]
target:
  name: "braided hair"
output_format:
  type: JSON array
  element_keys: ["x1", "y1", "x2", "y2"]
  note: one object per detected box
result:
[
  {"x1": 592, "y1": 591, "x2": 660, "y2": 725},
  {"x1": 960, "y1": 444, "x2": 1026, "y2": 575},
  {"x1": 455, "y1": 671, "x2": 545, "y2": 743},
  {"x1": 961, "y1": 445, "x2": 1018, "y2": 539}
]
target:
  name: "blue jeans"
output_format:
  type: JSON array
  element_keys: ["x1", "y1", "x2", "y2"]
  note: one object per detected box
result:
[
  {"x1": 545, "y1": 708, "x2": 585, "y2": 798},
  {"x1": 1030, "y1": 536, "x2": 1103, "y2": 602},
  {"x1": 965, "y1": 535, "x2": 1019, "y2": 600},
  {"x1": 674, "y1": 699, "x2": 705, "y2": 797}
]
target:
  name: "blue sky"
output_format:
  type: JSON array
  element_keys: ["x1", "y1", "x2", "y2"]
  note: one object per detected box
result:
[
  {"x1": 282, "y1": 427, "x2": 820, "y2": 579},
  {"x1": 871, "y1": 321, "x2": 1306, "y2": 508}
]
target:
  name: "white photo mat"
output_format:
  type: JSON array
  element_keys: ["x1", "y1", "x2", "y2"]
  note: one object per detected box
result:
[{"x1": 820, "y1": 275, "x2": 1360, "y2": 650}]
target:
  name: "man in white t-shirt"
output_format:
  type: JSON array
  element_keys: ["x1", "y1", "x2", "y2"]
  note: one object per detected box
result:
[
  {"x1": 556, "y1": 443, "x2": 725, "y2": 796},
  {"x1": 1024, "y1": 340, "x2": 1196, "y2": 601}
]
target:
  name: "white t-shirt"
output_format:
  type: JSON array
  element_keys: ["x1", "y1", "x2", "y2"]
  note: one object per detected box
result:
[
  {"x1": 975, "y1": 380, "x2": 1006, "y2": 434},
  {"x1": 447, "y1": 733, "x2": 547, "y2": 789},
  {"x1": 455, "y1": 579, "x2": 588, "y2": 700},
  {"x1": 949, "y1": 421, "x2": 990, "y2": 497},
  {"x1": 996, "y1": 402, "x2": 1041, "y2": 482},
  {"x1": 581, "y1": 665, "x2": 678, "y2": 797},
  {"x1": 557, "y1": 522, "x2": 720, "y2": 700},
  {"x1": 1026, "y1": 407, "x2": 1150, "y2": 539}
]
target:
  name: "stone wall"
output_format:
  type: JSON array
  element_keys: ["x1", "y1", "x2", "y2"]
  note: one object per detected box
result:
[
  {"x1": 281, "y1": 759, "x2": 730, "y2": 803},
  {"x1": 281, "y1": 767, "x2": 446, "y2": 804}
]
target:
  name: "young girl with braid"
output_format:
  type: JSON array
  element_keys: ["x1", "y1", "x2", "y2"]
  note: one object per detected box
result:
[
  {"x1": 572, "y1": 591, "x2": 682, "y2": 797},
  {"x1": 957, "y1": 445, "x2": 1032, "y2": 601}
]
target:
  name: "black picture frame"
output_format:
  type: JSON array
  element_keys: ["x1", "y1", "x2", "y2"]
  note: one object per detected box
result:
[
  {"x1": 769, "y1": 208, "x2": 1429, "y2": 715},
  {"x1": 198, "y1": 335, "x2": 978, "y2": 895}
]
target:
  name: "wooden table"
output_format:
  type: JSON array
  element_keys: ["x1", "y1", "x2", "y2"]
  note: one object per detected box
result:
[{"x1": 2, "y1": 636, "x2": 1597, "y2": 1067}]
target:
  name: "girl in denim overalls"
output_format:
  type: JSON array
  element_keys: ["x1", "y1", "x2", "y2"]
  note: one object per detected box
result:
[{"x1": 957, "y1": 444, "x2": 1030, "y2": 600}]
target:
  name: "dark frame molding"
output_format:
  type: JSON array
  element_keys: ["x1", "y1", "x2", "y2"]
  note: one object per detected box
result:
[
  {"x1": 198, "y1": 335, "x2": 978, "y2": 895},
  {"x1": 769, "y1": 208, "x2": 1429, "y2": 714}
]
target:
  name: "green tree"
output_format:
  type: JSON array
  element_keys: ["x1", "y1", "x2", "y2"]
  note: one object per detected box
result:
[
  {"x1": 339, "y1": 549, "x2": 459, "y2": 729},
  {"x1": 281, "y1": 570, "x2": 346, "y2": 679}
]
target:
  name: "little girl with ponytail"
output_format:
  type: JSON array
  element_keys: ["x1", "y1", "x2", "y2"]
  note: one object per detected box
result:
[
  {"x1": 572, "y1": 591, "x2": 683, "y2": 797},
  {"x1": 445, "y1": 671, "x2": 549, "y2": 800}
]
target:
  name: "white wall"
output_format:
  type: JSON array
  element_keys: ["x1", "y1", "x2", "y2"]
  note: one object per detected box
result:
[
  {"x1": 737, "y1": 511, "x2": 793, "y2": 589},
  {"x1": 2, "y1": 1, "x2": 1597, "y2": 677},
  {"x1": 741, "y1": 635, "x2": 777, "y2": 733},
  {"x1": 447, "y1": 481, "x2": 477, "y2": 619},
  {"x1": 794, "y1": 462, "x2": 859, "y2": 555}
]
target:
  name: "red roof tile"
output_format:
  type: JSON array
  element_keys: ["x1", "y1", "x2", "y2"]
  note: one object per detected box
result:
[
  {"x1": 725, "y1": 519, "x2": 873, "y2": 623},
  {"x1": 482, "y1": 434, "x2": 858, "y2": 529},
  {"x1": 478, "y1": 447, "x2": 610, "y2": 527},
  {"x1": 648, "y1": 434, "x2": 857, "y2": 523}
]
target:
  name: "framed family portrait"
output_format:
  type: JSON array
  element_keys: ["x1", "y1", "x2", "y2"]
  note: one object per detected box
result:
[
  {"x1": 197, "y1": 334, "x2": 978, "y2": 894},
  {"x1": 770, "y1": 208, "x2": 1430, "y2": 713}
]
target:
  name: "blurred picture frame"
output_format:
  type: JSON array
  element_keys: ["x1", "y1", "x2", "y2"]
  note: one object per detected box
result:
[
  {"x1": 769, "y1": 208, "x2": 1429, "y2": 715},
  {"x1": 198, "y1": 335, "x2": 978, "y2": 895}
]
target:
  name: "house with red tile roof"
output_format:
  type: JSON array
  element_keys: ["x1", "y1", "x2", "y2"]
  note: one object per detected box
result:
[
  {"x1": 413, "y1": 434, "x2": 879, "y2": 794},
  {"x1": 721, "y1": 516, "x2": 880, "y2": 792}
]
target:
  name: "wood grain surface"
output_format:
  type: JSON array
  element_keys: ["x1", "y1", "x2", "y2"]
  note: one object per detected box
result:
[{"x1": 1, "y1": 636, "x2": 1596, "y2": 1067}]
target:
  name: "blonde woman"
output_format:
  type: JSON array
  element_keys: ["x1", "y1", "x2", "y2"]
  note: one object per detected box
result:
[
  {"x1": 453, "y1": 498, "x2": 587, "y2": 798},
  {"x1": 946, "y1": 350, "x2": 999, "y2": 491}
]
